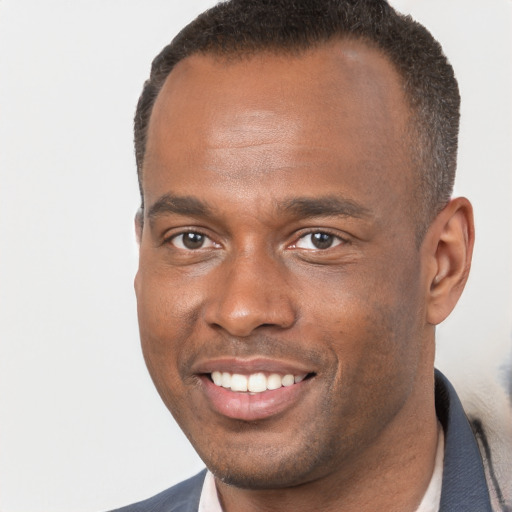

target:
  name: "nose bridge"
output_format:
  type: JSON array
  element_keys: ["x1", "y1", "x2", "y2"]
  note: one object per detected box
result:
[{"x1": 205, "y1": 244, "x2": 296, "y2": 337}]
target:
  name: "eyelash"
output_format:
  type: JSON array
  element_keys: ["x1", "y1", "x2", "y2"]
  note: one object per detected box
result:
[
  {"x1": 292, "y1": 230, "x2": 348, "y2": 250},
  {"x1": 165, "y1": 230, "x2": 218, "y2": 250}
]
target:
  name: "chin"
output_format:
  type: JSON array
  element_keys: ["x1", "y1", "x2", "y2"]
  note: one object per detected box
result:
[
  {"x1": 200, "y1": 440, "x2": 331, "y2": 491},
  {"x1": 211, "y1": 465, "x2": 307, "y2": 490}
]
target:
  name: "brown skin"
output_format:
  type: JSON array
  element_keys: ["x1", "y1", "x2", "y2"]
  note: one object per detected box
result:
[{"x1": 135, "y1": 40, "x2": 474, "y2": 512}]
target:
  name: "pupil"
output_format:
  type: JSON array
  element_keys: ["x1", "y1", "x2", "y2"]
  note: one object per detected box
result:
[
  {"x1": 183, "y1": 233, "x2": 204, "y2": 249},
  {"x1": 312, "y1": 232, "x2": 333, "y2": 249}
]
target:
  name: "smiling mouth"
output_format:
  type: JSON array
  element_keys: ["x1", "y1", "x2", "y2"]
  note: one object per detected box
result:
[{"x1": 209, "y1": 371, "x2": 315, "y2": 393}]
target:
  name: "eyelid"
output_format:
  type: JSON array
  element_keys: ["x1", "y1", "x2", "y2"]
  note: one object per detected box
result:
[
  {"x1": 164, "y1": 229, "x2": 220, "y2": 250},
  {"x1": 290, "y1": 229, "x2": 349, "y2": 250}
]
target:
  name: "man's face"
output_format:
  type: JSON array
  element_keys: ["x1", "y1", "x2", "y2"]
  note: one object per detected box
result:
[{"x1": 135, "y1": 41, "x2": 433, "y2": 488}]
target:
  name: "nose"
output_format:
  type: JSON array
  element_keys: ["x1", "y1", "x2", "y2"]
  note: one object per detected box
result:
[{"x1": 204, "y1": 250, "x2": 297, "y2": 337}]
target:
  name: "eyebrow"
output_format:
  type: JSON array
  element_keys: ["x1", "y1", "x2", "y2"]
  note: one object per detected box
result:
[
  {"x1": 146, "y1": 193, "x2": 371, "y2": 224},
  {"x1": 147, "y1": 194, "x2": 213, "y2": 221},
  {"x1": 281, "y1": 196, "x2": 371, "y2": 219}
]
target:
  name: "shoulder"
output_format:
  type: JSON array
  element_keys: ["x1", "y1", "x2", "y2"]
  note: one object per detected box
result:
[{"x1": 108, "y1": 469, "x2": 207, "y2": 512}]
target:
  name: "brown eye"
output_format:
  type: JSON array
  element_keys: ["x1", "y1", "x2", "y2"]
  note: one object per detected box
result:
[
  {"x1": 295, "y1": 232, "x2": 343, "y2": 250},
  {"x1": 311, "y1": 233, "x2": 334, "y2": 249},
  {"x1": 171, "y1": 232, "x2": 215, "y2": 250}
]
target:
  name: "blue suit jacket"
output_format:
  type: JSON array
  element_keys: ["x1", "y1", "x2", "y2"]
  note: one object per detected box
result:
[{"x1": 110, "y1": 371, "x2": 492, "y2": 511}]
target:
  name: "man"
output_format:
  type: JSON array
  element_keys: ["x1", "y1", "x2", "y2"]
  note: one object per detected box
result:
[{"x1": 113, "y1": 0, "x2": 492, "y2": 510}]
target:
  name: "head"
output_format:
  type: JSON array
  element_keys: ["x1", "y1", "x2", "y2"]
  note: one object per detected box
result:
[
  {"x1": 133, "y1": 0, "x2": 473, "y2": 497},
  {"x1": 134, "y1": 0, "x2": 461, "y2": 242}
]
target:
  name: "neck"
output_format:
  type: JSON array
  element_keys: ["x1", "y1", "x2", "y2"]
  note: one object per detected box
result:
[{"x1": 216, "y1": 370, "x2": 439, "y2": 512}]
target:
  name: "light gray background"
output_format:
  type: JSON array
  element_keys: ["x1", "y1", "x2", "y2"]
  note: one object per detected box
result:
[{"x1": 0, "y1": 1, "x2": 510, "y2": 511}]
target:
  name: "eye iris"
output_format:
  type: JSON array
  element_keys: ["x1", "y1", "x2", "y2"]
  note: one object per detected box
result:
[
  {"x1": 311, "y1": 232, "x2": 333, "y2": 249},
  {"x1": 182, "y1": 232, "x2": 204, "y2": 249}
]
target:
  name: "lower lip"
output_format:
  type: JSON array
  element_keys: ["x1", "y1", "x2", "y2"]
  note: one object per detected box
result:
[{"x1": 200, "y1": 376, "x2": 310, "y2": 421}]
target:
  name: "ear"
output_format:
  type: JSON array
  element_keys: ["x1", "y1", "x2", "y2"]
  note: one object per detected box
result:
[
  {"x1": 423, "y1": 197, "x2": 475, "y2": 325},
  {"x1": 135, "y1": 208, "x2": 144, "y2": 245}
]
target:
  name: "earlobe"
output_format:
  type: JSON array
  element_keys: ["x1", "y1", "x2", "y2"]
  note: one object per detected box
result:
[
  {"x1": 135, "y1": 208, "x2": 144, "y2": 245},
  {"x1": 425, "y1": 197, "x2": 475, "y2": 325}
]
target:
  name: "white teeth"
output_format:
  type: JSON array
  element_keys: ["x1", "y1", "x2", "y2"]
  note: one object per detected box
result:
[
  {"x1": 282, "y1": 374, "x2": 294, "y2": 387},
  {"x1": 211, "y1": 371, "x2": 308, "y2": 393},
  {"x1": 267, "y1": 373, "x2": 282, "y2": 390},
  {"x1": 230, "y1": 374, "x2": 248, "y2": 392},
  {"x1": 221, "y1": 372, "x2": 231, "y2": 388},
  {"x1": 248, "y1": 372, "x2": 267, "y2": 393}
]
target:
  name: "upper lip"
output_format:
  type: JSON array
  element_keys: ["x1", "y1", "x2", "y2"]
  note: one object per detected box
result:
[{"x1": 191, "y1": 357, "x2": 316, "y2": 376}]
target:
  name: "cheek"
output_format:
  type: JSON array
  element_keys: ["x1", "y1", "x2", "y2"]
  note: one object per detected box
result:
[
  {"x1": 303, "y1": 278, "x2": 424, "y2": 447},
  {"x1": 299, "y1": 254, "x2": 425, "y2": 380},
  {"x1": 136, "y1": 260, "x2": 204, "y2": 337},
  {"x1": 135, "y1": 267, "x2": 203, "y2": 398}
]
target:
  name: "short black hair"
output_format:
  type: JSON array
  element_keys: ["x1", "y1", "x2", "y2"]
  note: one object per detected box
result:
[{"x1": 134, "y1": 0, "x2": 460, "y2": 238}]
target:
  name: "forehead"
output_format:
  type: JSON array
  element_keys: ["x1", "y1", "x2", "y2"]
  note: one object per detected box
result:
[{"x1": 143, "y1": 40, "x2": 414, "y2": 219}]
